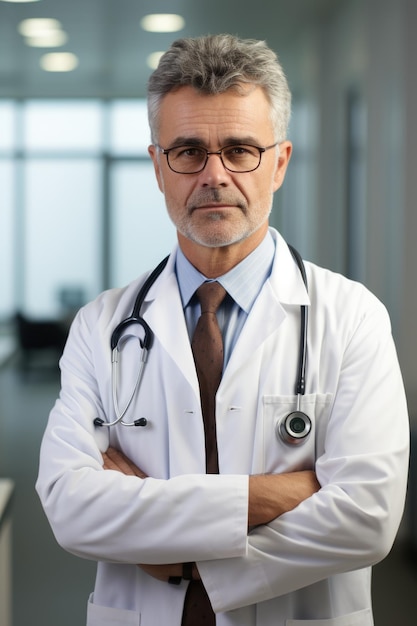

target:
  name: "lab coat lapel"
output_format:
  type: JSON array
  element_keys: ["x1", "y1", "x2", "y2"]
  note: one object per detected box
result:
[
  {"x1": 140, "y1": 257, "x2": 206, "y2": 474},
  {"x1": 223, "y1": 231, "x2": 310, "y2": 380},
  {"x1": 142, "y1": 257, "x2": 199, "y2": 394},
  {"x1": 224, "y1": 279, "x2": 286, "y2": 379}
]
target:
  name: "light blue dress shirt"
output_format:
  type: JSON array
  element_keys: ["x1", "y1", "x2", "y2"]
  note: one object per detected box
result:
[{"x1": 175, "y1": 231, "x2": 275, "y2": 367}]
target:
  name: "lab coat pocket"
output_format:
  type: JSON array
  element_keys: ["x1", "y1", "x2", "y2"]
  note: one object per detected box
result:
[
  {"x1": 260, "y1": 393, "x2": 332, "y2": 474},
  {"x1": 286, "y1": 607, "x2": 373, "y2": 625},
  {"x1": 87, "y1": 593, "x2": 140, "y2": 625}
]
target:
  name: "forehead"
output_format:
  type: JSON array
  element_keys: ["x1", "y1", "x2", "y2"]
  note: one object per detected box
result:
[{"x1": 157, "y1": 85, "x2": 274, "y2": 144}]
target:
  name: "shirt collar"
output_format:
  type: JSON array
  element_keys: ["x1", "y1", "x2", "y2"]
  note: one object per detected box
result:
[{"x1": 175, "y1": 231, "x2": 275, "y2": 314}]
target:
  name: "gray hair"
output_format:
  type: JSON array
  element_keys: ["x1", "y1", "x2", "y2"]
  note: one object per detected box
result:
[{"x1": 147, "y1": 34, "x2": 291, "y2": 144}]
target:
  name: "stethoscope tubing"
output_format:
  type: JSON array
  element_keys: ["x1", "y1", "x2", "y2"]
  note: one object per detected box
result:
[
  {"x1": 111, "y1": 343, "x2": 149, "y2": 427},
  {"x1": 93, "y1": 259, "x2": 168, "y2": 429}
]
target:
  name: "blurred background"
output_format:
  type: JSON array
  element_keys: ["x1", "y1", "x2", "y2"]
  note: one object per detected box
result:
[{"x1": 0, "y1": 0, "x2": 416, "y2": 624}]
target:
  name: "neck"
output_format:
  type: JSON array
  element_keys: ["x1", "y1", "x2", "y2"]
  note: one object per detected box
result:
[{"x1": 178, "y1": 224, "x2": 269, "y2": 278}]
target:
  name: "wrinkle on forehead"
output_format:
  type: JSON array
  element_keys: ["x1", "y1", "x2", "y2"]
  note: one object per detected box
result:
[{"x1": 157, "y1": 85, "x2": 274, "y2": 148}]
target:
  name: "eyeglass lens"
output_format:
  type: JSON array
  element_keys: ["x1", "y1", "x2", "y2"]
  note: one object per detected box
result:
[{"x1": 167, "y1": 145, "x2": 262, "y2": 173}]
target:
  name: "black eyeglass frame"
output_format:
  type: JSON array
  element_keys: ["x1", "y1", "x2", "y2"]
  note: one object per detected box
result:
[{"x1": 157, "y1": 142, "x2": 279, "y2": 174}]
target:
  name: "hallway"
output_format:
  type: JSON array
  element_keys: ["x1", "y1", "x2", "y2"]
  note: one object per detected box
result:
[{"x1": 0, "y1": 359, "x2": 416, "y2": 625}]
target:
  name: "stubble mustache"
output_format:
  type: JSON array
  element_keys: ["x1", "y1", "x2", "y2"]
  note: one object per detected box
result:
[{"x1": 187, "y1": 188, "x2": 247, "y2": 213}]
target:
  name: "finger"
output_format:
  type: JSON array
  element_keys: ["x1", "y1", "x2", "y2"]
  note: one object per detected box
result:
[
  {"x1": 104, "y1": 447, "x2": 148, "y2": 478},
  {"x1": 104, "y1": 447, "x2": 137, "y2": 476},
  {"x1": 102, "y1": 451, "x2": 131, "y2": 474}
]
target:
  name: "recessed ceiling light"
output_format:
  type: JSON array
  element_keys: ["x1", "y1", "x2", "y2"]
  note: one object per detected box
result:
[
  {"x1": 140, "y1": 14, "x2": 185, "y2": 33},
  {"x1": 40, "y1": 52, "x2": 79, "y2": 72},
  {"x1": 147, "y1": 51, "x2": 165, "y2": 70},
  {"x1": 18, "y1": 18, "x2": 62, "y2": 38},
  {"x1": 25, "y1": 31, "x2": 68, "y2": 48},
  {"x1": 1, "y1": 0, "x2": 41, "y2": 3}
]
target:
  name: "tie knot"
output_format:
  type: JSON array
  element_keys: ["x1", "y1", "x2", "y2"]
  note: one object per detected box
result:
[{"x1": 196, "y1": 281, "x2": 226, "y2": 314}]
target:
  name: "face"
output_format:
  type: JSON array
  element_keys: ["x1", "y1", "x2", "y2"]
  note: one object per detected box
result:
[{"x1": 148, "y1": 85, "x2": 292, "y2": 256}]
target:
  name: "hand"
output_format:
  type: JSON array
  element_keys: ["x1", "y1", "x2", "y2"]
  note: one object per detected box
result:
[
  {"x1": 102, "y1": 446, "x2": 148, "y2": 479},
  {"x1": 248, "y1": 470, "x2": 320, "y2": 527}
]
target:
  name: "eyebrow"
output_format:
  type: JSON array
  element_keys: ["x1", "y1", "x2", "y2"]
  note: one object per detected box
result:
[
  {"x1": 222, "y1": 136, "x2": 261, "y2": 146},
  {"x1": 166, "y1": 136, "x2": 262, "y2": 149}
]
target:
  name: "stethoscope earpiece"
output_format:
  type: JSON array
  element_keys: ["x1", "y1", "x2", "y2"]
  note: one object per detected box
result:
[{"x1": 277, "y1": 411, "x2": 312, "y2": 445}]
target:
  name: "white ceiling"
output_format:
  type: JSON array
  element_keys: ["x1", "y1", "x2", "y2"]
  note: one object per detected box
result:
[{"x1": 0, "y1": 0, "x2": 338, "y2": 99}]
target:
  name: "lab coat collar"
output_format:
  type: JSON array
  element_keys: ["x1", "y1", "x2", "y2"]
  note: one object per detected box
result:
[{"x1": 267, "y1": 228, "x2": 310, "y2": 307}]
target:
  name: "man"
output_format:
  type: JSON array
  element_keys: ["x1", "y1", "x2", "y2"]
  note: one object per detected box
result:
[{"x1": 36, "y1": 34, "x2": 409, "y2": 626}]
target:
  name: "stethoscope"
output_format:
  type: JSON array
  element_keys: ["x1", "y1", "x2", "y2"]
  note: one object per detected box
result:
[
  {"x1": 94, "y1": 246, "x2": 312, "y2": 446},
  {"x1": 277, "y1": 245, "x2": 312, "y2": 445}
]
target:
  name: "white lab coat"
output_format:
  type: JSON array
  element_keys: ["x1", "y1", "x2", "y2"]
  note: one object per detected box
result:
[{"x1": 36, "y1": 229, "x2": 409, "y2": 626}]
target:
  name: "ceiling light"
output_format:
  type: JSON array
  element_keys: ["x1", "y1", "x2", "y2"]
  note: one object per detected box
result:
[
  {"x1": 40, "y1": 52, "x2": 79, "y2": 72},
  {"x1": 0, "y1": 0, "x2": 41, "y2": 3},
  {"x1": 18, "y1": 18, "x2": 62, "y2": 38},
  {"x1": 25, "y1": 31, "x2": 68, "y2": 48},
  {"x1": 147, "y1": 51, "x2": 165, "y2": 70},
  {"x1": 140, "y1": 14, "x2": 185, "y2": 33}
]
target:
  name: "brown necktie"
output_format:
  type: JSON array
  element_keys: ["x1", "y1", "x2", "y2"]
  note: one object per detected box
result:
[
  {"x1": 191, "y1": 281, "x2": 226, "y2": 473},
  {"x1": 181, "y1": 281, "x2": 226, "y2": 626}
]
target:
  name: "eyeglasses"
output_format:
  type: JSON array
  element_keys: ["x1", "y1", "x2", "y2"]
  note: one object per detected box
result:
[{"x1": 157, "y1": 142, "x2": 278, "y2": 174}]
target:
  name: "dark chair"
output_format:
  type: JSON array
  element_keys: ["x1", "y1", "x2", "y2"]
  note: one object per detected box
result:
[{"x1": 14, "y1": 312, "x2": 68, "y2": 376}]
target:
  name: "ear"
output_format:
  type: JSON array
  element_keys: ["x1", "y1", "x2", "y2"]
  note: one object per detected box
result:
[
  {"x1": 148, "y1": 144, "x2": 165, "y2": 193},
  {"x1": 273, "y1": 140, "x2": 292, "y2": 192}
]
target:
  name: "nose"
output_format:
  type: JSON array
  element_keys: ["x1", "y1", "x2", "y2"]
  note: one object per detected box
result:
[{"x1": 198, "y1": 152, "x2": 230, "y2": 186}]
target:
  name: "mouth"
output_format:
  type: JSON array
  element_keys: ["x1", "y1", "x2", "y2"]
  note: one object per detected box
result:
[
  {"x1": 195, "y1": 203, "x2": 234, "y2": 210},
  {"x1": 191, "y1": 201, "x2": 245, "y2": 214}
]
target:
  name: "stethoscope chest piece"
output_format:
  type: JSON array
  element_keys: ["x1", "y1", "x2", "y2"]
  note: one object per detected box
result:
[{"x1": 277, "y1": 411, "x2": 312, "y2": 445}]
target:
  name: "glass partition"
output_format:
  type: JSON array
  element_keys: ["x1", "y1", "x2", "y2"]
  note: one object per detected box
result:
[
  {"x1": 110, "y1": 161, "x2": 175, "y2": 288},
  {"x1": 0, "y1": 98, "x2": 175, "y2": 321}
]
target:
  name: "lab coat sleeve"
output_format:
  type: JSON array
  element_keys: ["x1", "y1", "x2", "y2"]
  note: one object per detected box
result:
[
  {"x1": 35, "y1": 301, "x2": 249, "y2": 565},
  {"x1": 198, "y1": 295, "x2": 409, "y2": 613}
]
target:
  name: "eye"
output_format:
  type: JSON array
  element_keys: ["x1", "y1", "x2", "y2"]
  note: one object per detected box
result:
[
  {"x1": 173, "y1": 146, "x2": 205, "y2": 160},
  {"x1": 223, "y1": 145, "x2": 258, "y2": 158}
]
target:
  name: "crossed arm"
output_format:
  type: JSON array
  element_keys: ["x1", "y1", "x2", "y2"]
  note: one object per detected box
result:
[{"x1": 102, "y1": 447, "x2": 320, "y2": 582}]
